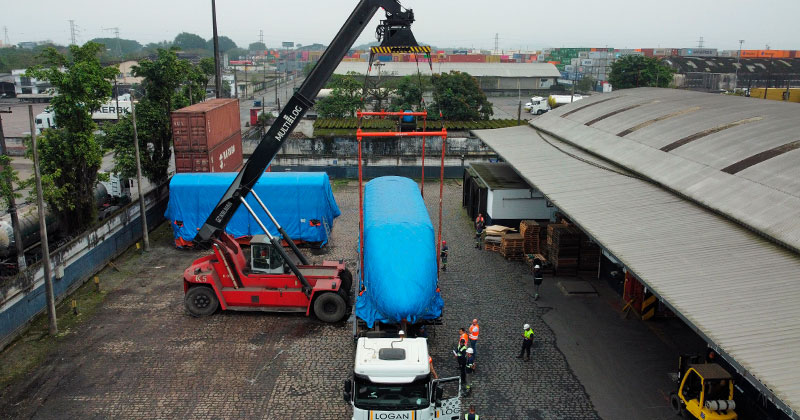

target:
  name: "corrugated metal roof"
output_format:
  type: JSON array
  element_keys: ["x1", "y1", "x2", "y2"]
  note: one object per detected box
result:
[
  {"x1": 470, "y1": 162, "x2": 529, "y2": 189},
  {"x1": 334, "y1": 62, "x2": 562, "y2": 78},
  {"x1": 474, "y1": 125, "x2": 800, "y2": 419},
  {"x1": 532, "y1": 88, "x2": 800, "y2": 253}
]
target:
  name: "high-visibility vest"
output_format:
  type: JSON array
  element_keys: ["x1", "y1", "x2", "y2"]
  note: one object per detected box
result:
[
  {"x1": 465, "y1": 414, "x2": 480, "y2": 420},
  {"x1": 524, "y1": 328, "x2": 534, "y2": 339},
  {"x1": 460, "y1": 332, "x2": 469, "y2": 345},
  {"x1": 469, "y1": 324, "x2": 479, "y2": 340}
]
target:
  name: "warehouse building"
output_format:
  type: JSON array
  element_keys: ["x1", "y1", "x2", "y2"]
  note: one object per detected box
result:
[
  {"x1": 473, "y1": 88, "x2": 800, "y2": 420},
  {"x1": 664, "y1": 56, "x2": 800, "y2": 91},
  {"x1": 333, "y1": 62, "x2": 561, "y2": 94}
]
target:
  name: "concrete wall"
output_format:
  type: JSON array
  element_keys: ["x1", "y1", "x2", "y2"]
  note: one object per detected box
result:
[
  {"x1": 0, "y1": 186, "x2": 169, "y2": 351},
  {"x1": 487, "y1": 188, "x2": 554, "y2": 220}
]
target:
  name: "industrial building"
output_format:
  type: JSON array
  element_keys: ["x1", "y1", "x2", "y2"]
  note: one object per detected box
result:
[
  {"x1": 333, "y1": 62, "x2": 561, "y2": 94},
  {"x1": 665, "y1": 56, "x2": 800, "y2": 91},
  {"x1": 473, "y1": 88, "x2": 800, "y2": 420}
]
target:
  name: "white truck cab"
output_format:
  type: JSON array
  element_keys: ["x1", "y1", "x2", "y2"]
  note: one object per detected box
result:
[
  {"x1": 344, "y1": 336, "x2": 461, "y2": 420},
  {"x1": 528, "y1": 96, "x2": 550, "y2": 115}
]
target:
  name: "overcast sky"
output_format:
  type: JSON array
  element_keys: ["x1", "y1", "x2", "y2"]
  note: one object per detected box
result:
[{"x1": 6, "y1": 0, "x2": 800, "y2": 52}]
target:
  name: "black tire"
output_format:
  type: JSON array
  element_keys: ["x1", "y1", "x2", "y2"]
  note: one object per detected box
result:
[
  {"x1": 185, "y1": 286, "x2": 219, "y2": 317},
  {"x1": 313, "y1": 292, "x2": 347, "y2": 323},
  {"x1": 670, "y1": 393, "x2": 682, "y2": 414},
  {"x1": 339, "y1": 268, "x2": 353, "y2": 296},
  {"x1": 337, "y1": 288, "x2": 351, "y2": 306}
]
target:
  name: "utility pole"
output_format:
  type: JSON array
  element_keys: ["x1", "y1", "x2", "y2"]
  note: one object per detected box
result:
[
  {"x1": 494, "y1": 33, "x2": 499, "y2": 55},
  {"x1": 697, "y1": 36, "x2": 704, "y2": 48},
  {"x1": 69, "y1": 20, "x2": 77, "y2": 45},
  {"x1": 0, "y1": 108, "x2": 26, "y2": 270},
  {"x1": 102, "y1": 27, "x2": 122, "y2": 57},
  {"x1": 114, "y1": 80, "x2": 120, "y2": 120},
  {"x1": 734, "y1": 39, "x2": 745, "y2": 92},
  {"x1": 211, "y1": 0, "x2": 222, "y2": 99},
  {"x1": 244, "y1": 65, "x2": 248, "y2": 100},
  {"x1": 517, "y1": 79, "x2": 521, "y2": 124},
  {"x1": 259, "y1": 29, "x2": 264, "y2": 45},
  {"x1": 29, "y1": 105, "x2": 57, "y2": 336},
  {"x1": 3, "y1": 26, "x2": 10, "y2": 47},
  {"x1": 129, "y1": 93, "x2": 149, "y2": 251}
]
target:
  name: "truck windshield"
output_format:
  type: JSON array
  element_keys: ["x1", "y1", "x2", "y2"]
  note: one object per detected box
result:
[{"x1": 354, "y1": 376, "x2": 430, "y2": 410}]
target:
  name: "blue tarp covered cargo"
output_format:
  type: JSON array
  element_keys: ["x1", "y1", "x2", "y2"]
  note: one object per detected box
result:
[
  {"x1": 165, "y1": 172, "x2": 340, "y2": 245},
  {"x1": 355, "y1": 176, "x2": 444, "y2": 327}
]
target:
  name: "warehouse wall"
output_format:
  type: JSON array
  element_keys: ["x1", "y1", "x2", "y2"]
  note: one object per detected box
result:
[{"x1": 487, "y1": 188, "x2": 553, "y2": 220}]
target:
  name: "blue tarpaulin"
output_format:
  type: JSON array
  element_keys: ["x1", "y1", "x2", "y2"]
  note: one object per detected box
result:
[
  {"x1": 165, "y1": 172, "x2": 340, "y2": 245},
  {"x1": 355, "y1": 176, "x2": 444, "y2": 327}
]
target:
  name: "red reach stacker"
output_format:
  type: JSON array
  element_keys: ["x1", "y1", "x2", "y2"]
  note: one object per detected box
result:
[{"x1": 182, "y1": 0, "x2": 424, "y2": 323}]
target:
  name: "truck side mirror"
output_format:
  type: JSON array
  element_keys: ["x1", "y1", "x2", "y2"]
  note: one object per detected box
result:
[
  {"x1": 343, "y1": 379, "x2": 352, "y2": 403},
  {"x1": 434, "y1": 386, "x2": 444, "y2": 407}
]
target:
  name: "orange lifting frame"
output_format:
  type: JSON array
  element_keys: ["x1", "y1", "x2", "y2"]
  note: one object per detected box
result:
[{"x1": 355, "y1": 110, "x2": 448, "y2": 295}]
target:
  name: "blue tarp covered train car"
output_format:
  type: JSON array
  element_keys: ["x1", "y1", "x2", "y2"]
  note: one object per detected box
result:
[
  {"x1": 355, "y1": 176, "x2": 444, "y2": 327},
  {"x1": 165, "y1": 172, "x2": 340, "y2": 246}
]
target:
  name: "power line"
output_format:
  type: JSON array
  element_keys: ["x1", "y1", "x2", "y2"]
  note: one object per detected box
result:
[
  {"x1": 697, "y1": 36, "x2": 704, "y2": 48},
  {"x1": 2, "y1": 26, "x2": 9, "y2": 46},
  {"x1": 259, "y1": 29, "x2": 264, "y2": 44},
  {"x1": 102, "y1": 26, "x2": 122, "y2": 57}
]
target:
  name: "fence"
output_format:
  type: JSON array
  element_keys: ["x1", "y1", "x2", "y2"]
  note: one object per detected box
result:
[{"x1": 0, "y1": 185, "x2": 169, "y2": 351}]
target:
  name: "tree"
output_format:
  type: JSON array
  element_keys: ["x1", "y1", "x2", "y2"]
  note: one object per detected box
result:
[
  {"x1": 302, "y1": 62, "x2": 316, "y2": 77},
  {"x1": 248, "y1": 42, "x2": 267, "y2": 52},
  {"x1": 226, "y1": 48, "x2": 249, "y2": 61},
  {"x1": 104, "y1": 48, "x2": 190, "y2": 185},
  {"x1": 576, "y1": 76, "x2": 596, "y2": 93},
  {"x1": 89, "y1": 37, "x2": 143, "y2": 57},
  {"x1": 390, "y1": 75, "x2": 428, "y2": 111},
  {"x1": 431, "y1": 71, "x2": 493, "y2": 120},
  {"x1": 608, "y1": 55, "x2": 675, "y2": 89},
  {"x1": 316, "y1": 72, "x2": 363, "y2": 118},
  {"x1": 174, "y1": 32, "x2": 207, "y2": 51},
  {"x1": 25, "y1": 42, "x2": 117, "y2": 231},
  {"x1": 207, "y1": 36, "x2": 238, "y2": 53}
]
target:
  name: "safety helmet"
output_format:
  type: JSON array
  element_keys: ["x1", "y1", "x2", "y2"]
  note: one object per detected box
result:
[
  {"x1": 534, "y1": 265, "x2": 540, "y2": 269},
  {"x1": 472, "y1": 318, "x2": 478, "y2": 323},
  {"x1": 524, "y1": 323, "x2": 530, "y2": 329},
  {"x1": 442, "y1": 240, "x2": 446, "y2": 245},
  {"x1": 466, "y1": 348, "x2": 474, "y2": 354}
]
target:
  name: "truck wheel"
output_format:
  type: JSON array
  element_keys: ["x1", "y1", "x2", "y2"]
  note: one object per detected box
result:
[
  {"x1": 314, "y1": 292, "x2": 347, "y2": 323},
  {"x1": 185, "y1": 286, "x2": 219, "y2": 317}
]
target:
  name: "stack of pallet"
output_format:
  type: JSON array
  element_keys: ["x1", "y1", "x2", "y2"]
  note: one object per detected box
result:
[
  {"x1": 501, "y1": 233, "x2": 525, "y2": 261},
  {"x1": 547, "y1": 224, "x2": 581, "y2": 275},
  {"x1": 483, "y1": 225, "x2": 514, "y2": 253},
  {"x1": 484, "y1": 235, "x2": 502, "y2": 252},
  {"x1": 519, "y1": 220, "x2": 541, "y2": 254},
  {"x1": 579, "y1": 232, "x2": 601, "y2": 271}
]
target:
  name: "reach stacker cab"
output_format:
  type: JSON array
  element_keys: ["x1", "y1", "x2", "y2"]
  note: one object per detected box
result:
[
  {"x1": 183, "y1": 232, "x2": 352, "y2": 323},
  {"x1": 670, "y1": 355, "x2": 738, "y2": 420}
]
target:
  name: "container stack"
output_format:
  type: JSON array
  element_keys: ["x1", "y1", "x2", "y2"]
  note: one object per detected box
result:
[
  {"x1": 519, "y1": 220, "x2": 541, "y2": 254},
  {"x1": 172, "y1": 98, "x2": 243, "y2": 173},
  {"x1": 501, "y1": 233, "x2": 525, "y2": 261},
  {"x1": 547, "y1": 224, "x2": 581, "y2": 275}
]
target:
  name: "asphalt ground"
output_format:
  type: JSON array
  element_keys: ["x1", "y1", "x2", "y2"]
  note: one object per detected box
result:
[{"x1": 0, "y1": 181, "x2": 698, "y2": 419}]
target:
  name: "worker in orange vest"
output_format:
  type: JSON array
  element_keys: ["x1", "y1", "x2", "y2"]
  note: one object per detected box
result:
[
  {"x1": 458, "y1": 327, "x2": 469, "y2": 347},
  {"x1": 468, "y1": 318, "x2": 480, "y2": 356}
]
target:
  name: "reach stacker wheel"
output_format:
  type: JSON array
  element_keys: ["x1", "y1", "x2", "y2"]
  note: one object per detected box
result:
[
  {"x1": 185, "y1": 286, "x2": 219, "y2": 317},
  {"x1": 314, "y1": 292, "x2": 347, "y2": 323}
]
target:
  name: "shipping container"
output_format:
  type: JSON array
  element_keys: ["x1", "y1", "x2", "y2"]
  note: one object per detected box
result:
[
  {"x1": 679, "y1": 48, "x2": 718, "y2": 57},
  {"x1": 175, "y1": 132, "x2": 243, "y2": 173},
  {"x1": 641, "y1": 48, "x2": 654, "y2": 57},
  {"x1": 740, "y1": 49, "x2": 791, "y2": 58},
  {"x1": 172, "y1": 98, "x2": 240, "y2": 153}
]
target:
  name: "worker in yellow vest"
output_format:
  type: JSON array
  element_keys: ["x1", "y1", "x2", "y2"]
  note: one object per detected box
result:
[{"x1": 518, "y1": 323, "x2": 535, "y2": 361}]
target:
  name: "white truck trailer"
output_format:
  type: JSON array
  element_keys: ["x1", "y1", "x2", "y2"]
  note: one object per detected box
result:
[{"x1": 344, "y1": 336, "x2": 461, "y2": 420}]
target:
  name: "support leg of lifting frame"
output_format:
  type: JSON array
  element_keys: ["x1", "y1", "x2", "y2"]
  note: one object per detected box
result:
[
  {"x1": 238, "y1": 197, "x2": 312, "y2": 296},
  {"x1": 249, "y1": 189, "x2": 310, "y2": 266}
]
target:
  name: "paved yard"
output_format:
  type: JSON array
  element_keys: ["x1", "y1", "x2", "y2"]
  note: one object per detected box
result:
[{"x1": 0, "y1": 181, "x2": 694, "y2": 419}]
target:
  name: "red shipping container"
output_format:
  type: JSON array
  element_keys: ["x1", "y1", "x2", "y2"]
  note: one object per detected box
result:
[
  {"x1": 250, "y1": 108, "x2": 259, "y2": 126},
  {"x1": 175, "y1": 132, "x2": 243, "y2": 173},
  {"x1": 171, "y1": 98, "x2": 240, "y2": 152},
  {"x1": 641, "y1": 48, "x2": 654, "y2": 57}
]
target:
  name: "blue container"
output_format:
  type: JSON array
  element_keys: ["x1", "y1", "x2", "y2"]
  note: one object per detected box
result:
[
  {"x1": 402, "y1": 109, "x2": 415, "y2": 123},
  {"x1": 355, "y1": 176, "x2": 444, "y2": 327},
  {"x1": 165, "y1": 172, "x2": 341, "y2": 245}
]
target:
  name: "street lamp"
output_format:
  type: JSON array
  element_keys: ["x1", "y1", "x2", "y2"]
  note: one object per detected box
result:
[{"x1": 734, "y1": 40, "x2": 744, "y2": 92}]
